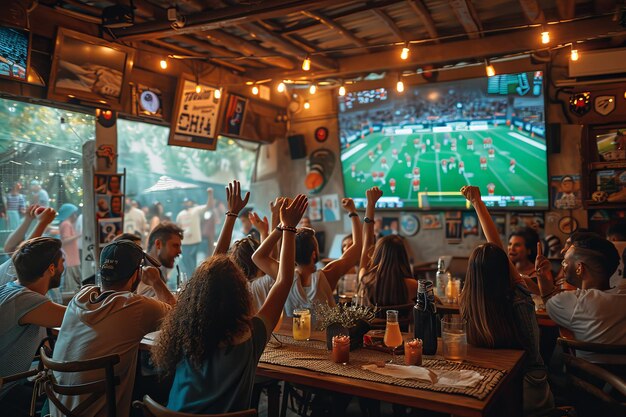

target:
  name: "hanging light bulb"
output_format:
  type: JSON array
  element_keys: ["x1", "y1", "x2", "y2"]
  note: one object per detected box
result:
[
  {"x1": 195, "y1": 84, "x2": 202, "y2": 94},
  {"x1": 304, "y1": 100, "x2": 311, "y2": 109},
  {"x1": 252, "y1": 85, "x2": 259, "y2": 95},
  {"x1": 400, "y1": 43, "x2": 410, "y2": 60},
  {"x1": 485, "y1": 59, "x2": 495, "y2": 77},
  {"x1": 338, "y1": 85, "x2": 346, "y2": 96},
  {"x1": 396, "y1": 77, "x2": 405, "y2": 93},
  {"x1": 309, "y1": 84, "x2": 317, "y2": 94},
  {"x1": 277, "y1": 82, "x2": 286, "y2": 93},
  {"x1": 214, "y1": 89, "x2": 221, "y2": 99},
  {"x1": 302, "y1": 55, "x2": 311, "y2": 71},
  {"x1": 159, "y1": 58, "x2": 167, "y2": 69},
  {"x1": 541, "y1": 30, "x2": 550, "y2": 45},
  {"x1": 570, "y1": 44, "x2": 579, "y2": 61}
]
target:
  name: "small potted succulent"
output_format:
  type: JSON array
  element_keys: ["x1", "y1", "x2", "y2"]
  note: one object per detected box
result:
[{"x1": 314, "y1": 302, "x2": 378, "y2": 351}]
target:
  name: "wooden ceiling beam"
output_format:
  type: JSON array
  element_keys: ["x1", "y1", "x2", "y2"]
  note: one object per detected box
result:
[
  {"x1": 405, "y1": 0, "x2": 439, "y2": 41},
  {"x1": 517, "y1": 0, "x2": 545, "y2": 23},
  {"x1": 301, "y1": 10, "x2": 369, "y2": 49},
  {"x1": 237, "y1": 22, "x2": 338, "y2": 70},
  {"x1": 556, "y1": 0, "x2": 576, "y2": 20},
  {"x1": 145, "y1": 39, "x2": 246, "y2": 73},
  {"x1": 205, "y1": 30, "x2": 296, "y2": 69},
  {"x1": 371, "y1": 9, "x2": 405, "y2": 42},
  {"x1": 449, "y1": 0, "x2": 483, "y2": 39},
  {"x1": 250, "y1": 14, "x2": 622, "y2": 80},
  {"x1": 111, "y1": 0, "x2": 356, "y2": 41}
]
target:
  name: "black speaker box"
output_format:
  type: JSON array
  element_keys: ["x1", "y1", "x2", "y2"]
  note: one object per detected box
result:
[
  {"x1": 546, "y1": 123, "x2": 561, "y2": 154},
  {"x1": 288, "y1": 134, "x2": 307, "y2": 159}
]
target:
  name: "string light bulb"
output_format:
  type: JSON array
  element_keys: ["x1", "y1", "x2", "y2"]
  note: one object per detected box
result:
[
  {"x1": 304, "y1": 100, "x2": 311, "y2": 109},
  {"x1": 214, "y1": 89, "x2": 221, "y2": 99},
  {"x1": 541, "y1": 30, "x2": 550, "y2": 44},
  {"x1": 277, "y1": 82, "x2": 286, "y2": 93},
  {"x1": 195, "y1": 84, "x2": 202, "y2": 94},
  {"x1": 400, "y1": 43, "x2": 409, "y2": 60},
  {"x1": 309, "y1": 84, "x2": 317, "y2": 94},
  {"x1": 396, "y1": 77, "x2": 405, "y2": 93},
  {"x1": 338, "y1": 85, "x2": 346, "y2": 96},
  {"x1": 302, "y1": 55, "x2": 311, "y2": 71},
  {"x1": 570, "y1": 44, "x2": 579, "y2": 61},
  {"x1": 159, "y1": 59, "x2": 167, "y2": 69},
  {"x1": 252, "y1": 85, "x2": 259, "y2": 95},
  {"x1": 485, "y1": 59, "x2": 496, "y2": 77}
]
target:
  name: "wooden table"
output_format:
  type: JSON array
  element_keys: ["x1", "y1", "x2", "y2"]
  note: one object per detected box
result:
[
  {"x1": 436, "y1": 301, "x2": 557, "y2": 327},
  {"x1": 255, "y1": 320, "x2": 525, "y2": 417}
]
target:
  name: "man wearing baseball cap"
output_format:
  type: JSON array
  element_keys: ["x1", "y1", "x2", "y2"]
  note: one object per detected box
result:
[{"x1": 51, "y1": 240, "x2": 176, "y2": 417}]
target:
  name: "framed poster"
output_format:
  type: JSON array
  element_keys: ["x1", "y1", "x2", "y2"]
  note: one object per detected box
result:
[
  {"x1": 169, "y1": 75, "x2": 222, "y2": 151},
  {"x1": 48, "y1": 28, "x2": 134, "y2": 110},
  {"x1": 221, "y1": 94, "x2": 247, "y2": 138}
]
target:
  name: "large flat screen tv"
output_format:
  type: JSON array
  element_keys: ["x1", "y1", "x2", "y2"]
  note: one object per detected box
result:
[
  {"x1": 0, "y1": 25, "x2": 30, "y2": 81},
  {"x1": 338, "y1": 71, "x2": 548, "y2": 209}
]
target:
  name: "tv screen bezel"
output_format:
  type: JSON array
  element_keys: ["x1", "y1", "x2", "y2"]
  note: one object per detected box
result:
[
  {"x1": 48, "y1": 27, "x2": 135, "y2": 111},
  {"x1": 0, "y1": 24, "x2": 31, "y2": 83},
  {"x1": 337, "y1": 69, "x2": 550, "y2": 211}
]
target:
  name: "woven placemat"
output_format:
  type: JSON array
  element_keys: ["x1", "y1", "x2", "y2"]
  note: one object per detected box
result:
[{"x1": 260, "y1": 335, "x2": 505, "y2": 400}]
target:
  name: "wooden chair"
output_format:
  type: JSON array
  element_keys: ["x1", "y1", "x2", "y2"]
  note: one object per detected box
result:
[
  {"x1": 561, "y1": 353, "x2": 626, "y2": 417},
  {"x1": 370, "y1": 303, "x2": 414, "y2": 332},
  {"x1": 38, "y1": 347, "x2": 120, "y2": 417},
  {"x1": 133, "y1": 395, "x2": 257, "y2": 417},
  {"x1": 557, "y1": 337, "x2": 626, "y2": 378}
]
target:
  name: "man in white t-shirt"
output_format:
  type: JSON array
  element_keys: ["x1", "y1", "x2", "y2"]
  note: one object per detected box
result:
[
  {"x1": 51, "y1": 240, "x2": 176, "y2": 417},
  {"x1": 136, "y1": 222, "x2": 183, "y2": 296},
  {"x1": 123, "y1": 198, "x2": 147, "y2": 243},
  {"x1": 536, "y1": 235, "x2": 626, "y2": 364},
  {"x1": 176, "y1": 190, "x2": 212, "y2": 277}
]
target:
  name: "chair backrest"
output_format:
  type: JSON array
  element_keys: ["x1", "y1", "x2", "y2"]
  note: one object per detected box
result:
[
  {"x1": 561, "y1": 353, "x2": 626, "y2": 417},
  {"x1": 134, "y1": 395, "x2": 258, "y2": 417},
  {"x1": 39, "y1": 347, "x2": 120, "y2": 417},
  {"x1": 557, "y1": 337, "x2": 626, "y2": 378}
]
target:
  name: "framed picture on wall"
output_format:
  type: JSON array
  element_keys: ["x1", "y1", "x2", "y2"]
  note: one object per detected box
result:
[
  {"x1": 169, "y1": 75, "x2": 222, "y2": 151},
  {"x1": 48, "y1": 28, "x2": 135, "y2": 110},
  {"x1": 220, "y1": 94, "x2": 247, "y2": 138}
]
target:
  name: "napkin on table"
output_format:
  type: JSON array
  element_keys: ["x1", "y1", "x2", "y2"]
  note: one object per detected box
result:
[{"x1": 361, "y1": 363, "x2": 483, "y2": 388}]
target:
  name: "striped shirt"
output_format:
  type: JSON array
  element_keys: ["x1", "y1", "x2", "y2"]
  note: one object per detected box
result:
[{"x1": 6, "y1": 193, "x2": 26, "y2": 212}]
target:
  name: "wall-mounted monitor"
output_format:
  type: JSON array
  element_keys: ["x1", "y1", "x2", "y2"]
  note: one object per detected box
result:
[
  {"x1": 338, "y1": 71, "x2": 548, "y2": 209},
  {"x1": 0, "y1": 25, "x2": 30, "y2": 81},
  {"x1": 48, "y1": 28, "x2": 134, "y2": 110}
]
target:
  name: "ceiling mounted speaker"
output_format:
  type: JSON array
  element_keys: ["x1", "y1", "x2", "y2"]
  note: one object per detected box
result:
[{"x1": 102, "y1": 4, "x2": 134, "y2": 29}]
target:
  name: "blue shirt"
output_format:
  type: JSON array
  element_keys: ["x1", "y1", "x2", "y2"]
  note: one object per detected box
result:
[
  {"x1": 0, "y1": 281, "x2": 49, "y2": 397},
  {"x1": 167, "y1": 317, "x2": 268, "y2": 413}
]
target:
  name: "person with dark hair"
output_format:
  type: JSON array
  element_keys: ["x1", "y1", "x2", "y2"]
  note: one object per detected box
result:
[
  {"x1": 152, "y1": 194, "x2": 308, "y2": 414},
  {"x1": 148, "y1": 202, "x2": 165, "y2": 233},
  {"x1": 0, "y1": 237, "x2": 66, "y2": 416},
  {"x1": 358, "y1": 187, "x2": 416, "y2": 306},
  {"x1": 6, "y1": 181, "x2": 26, "y2": 231},
  {"x1": 537, "y1": 234, "x2": 626, "y2": 364},
  {"x1": 253, "y1": 197, "x2": 362, "y2": 318},
  {"x1": 238, "y1": 207, "x2": 261, "y2": 243},
  {"x1": 460, "y1": 186, "x2": 554, "y2": 416},
  {"x1": 136, "y1": 222, "x2": 184, "y2": 297},
  {"x1": 51, "y1": 240, "x2": 176, "y2": 417},
  {"x1": 508, "y1": 227, "x2": 540, "y2": 277},
  {"x1": 607, "y1": 221, "x2": 626, "y2": 242}
]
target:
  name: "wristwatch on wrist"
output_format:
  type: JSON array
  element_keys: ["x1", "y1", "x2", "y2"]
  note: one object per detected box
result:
[{"x1": 363, "y1": 216, "x2": 373, "y2": 224}]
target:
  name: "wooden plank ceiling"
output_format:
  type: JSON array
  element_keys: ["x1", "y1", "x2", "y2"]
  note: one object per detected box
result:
[{"x1": 46, "y1": 0, "x2": 623, "y2": 85}]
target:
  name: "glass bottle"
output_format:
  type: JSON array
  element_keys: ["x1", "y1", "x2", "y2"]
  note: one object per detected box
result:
[
  {"x1": 436, "y1": 257, "x2": 448, "y2": 301},
  {"x1": 413, "y1": 280, "x2": 438, "y2": 355}
]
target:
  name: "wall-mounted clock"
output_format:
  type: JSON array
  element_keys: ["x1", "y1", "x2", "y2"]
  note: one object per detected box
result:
[{"x1": 139, "y1": 89, "x2": 162, "y2": 116}]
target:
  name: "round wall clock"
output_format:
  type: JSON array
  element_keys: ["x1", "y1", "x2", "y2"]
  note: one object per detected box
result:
[
  {"x1": 400, "y1": 213, "x2": 420, "y2": 236},
  {"x1": 139, "y1": 90, "x2": 161, "y2": 115}
]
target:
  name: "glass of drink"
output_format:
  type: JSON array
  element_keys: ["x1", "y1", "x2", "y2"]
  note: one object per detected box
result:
[
  {"x1": 441, "y1": 316, "x2": 467, "y2": 362},
  {"x1": 404, "y1": 338, "x2": 423, "y2": 366},
  {"x1": 332, "y1": 335, "x2": 350, "y2": 364},
  {"x1": 384, "y1": 310, "x2": 403, "y2": 364},
  {"x1": 292, "y1": 308, "x2": 311, "y2": 341}
]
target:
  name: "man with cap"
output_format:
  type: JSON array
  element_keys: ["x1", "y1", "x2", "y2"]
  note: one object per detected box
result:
[
  {"x1": 29, "y1": 180, "x2": 49, "y2": 207},
  {"x1": 57, "y1": 203, "x2": 81, "y2": 292},
  {"x1": 51, "y1": 240, "x2": 176, "y2": 417},
  {"x1": 0, "y1": 237, "x2": 66, "y2": 416}
]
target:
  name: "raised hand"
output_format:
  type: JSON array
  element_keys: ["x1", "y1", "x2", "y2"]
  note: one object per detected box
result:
[
  {"x1": 461, "y1": 185, "x2": 481, "y2": 203},
  {"x1": 25, "y1": 204, "x2": 41, "y2": 220},
  {"x1": 140, "y1": 266, "x2": 162, "y2": 287},
  {"x1": 280, "y1": 194, "x2": 308, "y2": 228},
  {"x1": 341, "y1": 198, "x2": 356, "y2": 213},
  {"x1": 249, "y1": 211, "x2": 269, "y2": 236},
  {"x1": 535, "y1": 241, "x2": 551, "y2": 278},
  {"x1": 36, "y1": 207, "x2": 57, "y2": 227},
  {"x1": 270, "y1": 197, "x2": 285, "y2": 218},
  {"x1": 225, "y1": 180, "x2": 250, "y2": 215},
  {"x1": 366, "y1": 187, "x2": 383, "y2": 206}
]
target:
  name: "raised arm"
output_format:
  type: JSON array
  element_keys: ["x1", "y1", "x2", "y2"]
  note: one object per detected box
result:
[
  {"x1": 269, "y1": 197, "x2": 284, "y2": 258},
  {"x1": 141, "y1": 266, "x2": 176, "y2": 306},
  {"x1": 257, "y1": 195, "x2": 308, "y2": 337},
  {"x1": 249, "y1": 211, "x2": 269, "y2": 242},
  {"x1": 213, "y1": 180, "x2": 250, "y2": 255},
  {"x1": 4, "y1": 205, "x2": 47, "y2": 253},
  {"x1": 359, "y1": 187, "x2": 383, "y2": 278},
  {"x1": 323, "y1": 198, "x2": 363, "y2": 291},
  {"x1": 535, "y1": 241, "x2": 557, "y2": 300},
  {"x1": 461, "y1": 186, "x2": 503, "y2": 248},
  {"x1": 251, "y1": 227, "x2": 282, "y2": 279}
]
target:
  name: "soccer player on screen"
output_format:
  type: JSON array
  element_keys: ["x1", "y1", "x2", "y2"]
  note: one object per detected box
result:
[
  {"x1": 377, "y1": 143, "x2": 383, "y2": 154},
  {"x1": 381, "y1": 157, "x2": 389, "y2": 170},
  {"x1": 480, "y1": 156, "x2": 487, "y2": 170},
  {"x1": 378, "y1": 171, "x2": 386, "y2": 185},
  {"x1": 413, "y1": 138, "x2": 420, "y2": 148},
  {"x1": 449, "y1": 157, "x2": 456, "y2": 170},
  {"x1": 392, "y1": 148, "x2": 398, "y2": 161},
  {"x1": 509, "y1": 158, "x2": 516, "y2": 174},
  {"x1": 405, "y1": 153, "x2": 412, "y2": 167},
  {"x1": 351, "y1": 163, "x2": 356, "y2": 177},
  {"x1": 467, "y1": 139, "x2": 474, "y2": 151},
  {"x1": 458, "y1": 161, "x2": 465, "y2": 175},
  {"x1": 421, "y1": 144, "x2": 427, "y2": 154},
  {"x1": 389, "y1": 178, "x2": 396, "y2": 193},
  {"x1": 434, "y1": 143, "x2": 441, "y2": 153},
  {"x1": 441, "y1": 159, "x2": 448, "y2": 174},
  {"x1": 451, "y1": 140, "x2": 457, "y2": 152},
  {"x1": 368, "y1": 150, "x2": 375, "y2": 162},
  {"x1": 487, "y1": 183, "x2": 496, "y2": 196},
  {"x1": 483, "y1": 138, "x2": 489, "y2": 149},
  {"x1": 458, "y1": 134, "x2": 463, "y2": 141},
  {"x1": 412, "y1": 167, "x2": 420, "y2": 180},
  {"x1": 412, "y1": 179, "x2": 420, "y2": 192},
  {"x1": 488, "y1": 149, "x2": 495, "y2": 159}
]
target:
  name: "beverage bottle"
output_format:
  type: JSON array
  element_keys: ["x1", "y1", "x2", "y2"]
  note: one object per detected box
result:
[
  {"x1": 436, "y1": 257, "x2": 448, "y2": 301},
  {"x1": 413, "y1": 280, "x2": 438, "y2": 355}
]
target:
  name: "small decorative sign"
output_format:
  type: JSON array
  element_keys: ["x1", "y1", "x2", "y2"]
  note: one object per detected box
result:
[
  {"x1": 169, "y1": 76, "x2": 222, "y2": 151},
  {"x1": 315, "y1": 126, "x2": 329, "y2": 143},
  {"x1": 594, "y1": 95, "x2": 616, "y2": 116},
  {"x1": 569, "y1": 92, "x2": 591, "y2": 116}
]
